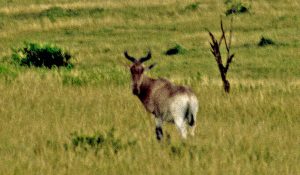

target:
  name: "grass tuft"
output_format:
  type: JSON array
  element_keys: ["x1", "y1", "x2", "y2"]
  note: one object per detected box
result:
[
  {"x1": 39, "y1": 6, "x2": 105, "y2": 22},
  {"x1": 67, "y1": 128, "x2": 137, "y2": 155},
  {"x1": 184, "y1": 2, "x2": 200, "y2": 11}
]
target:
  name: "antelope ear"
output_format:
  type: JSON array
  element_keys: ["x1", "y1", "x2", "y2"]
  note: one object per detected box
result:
[{"x1": 147, "y1": 63, "x2": 156, "y2": 70}]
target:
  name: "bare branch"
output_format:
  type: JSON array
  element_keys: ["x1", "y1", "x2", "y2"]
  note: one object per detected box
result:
[
  {"x1": 224, "y1": 54, "x2": 234, "y2": 74},
  {"x1": 220, "y1": 19, "x2": 230, "y2": 54},
  {"x1": 208, "y1": 31, "x2": 222, "y2": 62},
  {"x1": 219, "y1": 20, "x2": 225, "y2": 46},
  {"x1": 224, "y1": 17, "x2": 234, "y2": 74}
]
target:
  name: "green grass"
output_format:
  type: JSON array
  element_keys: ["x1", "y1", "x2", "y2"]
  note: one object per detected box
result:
[{"x1": 0, "y1": 0, "x2": 299, "y2": 174}]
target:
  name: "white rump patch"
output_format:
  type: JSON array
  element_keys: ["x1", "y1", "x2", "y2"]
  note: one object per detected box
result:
[{"x1": 168, "y1": 94, "x2": 198, "y2": 138}]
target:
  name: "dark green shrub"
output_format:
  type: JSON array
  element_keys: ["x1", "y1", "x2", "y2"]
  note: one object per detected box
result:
[
  {"x1": 258, "y1": 36, "x2": 275, "y2": 46},
  {"x1": 225, "y1": 1, "x2": 249, "y2": 15},
  {"x1": 12, "y1": 42, "x2": 73, "y2": 68},
  {"x1": 165, "y1": 44, "x2": 187, "y2": 55}
]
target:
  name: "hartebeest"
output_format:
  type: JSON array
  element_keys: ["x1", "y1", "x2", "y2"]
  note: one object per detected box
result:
[{"x1": 124, "y1": 51, "x2": 199, "y2": 140}]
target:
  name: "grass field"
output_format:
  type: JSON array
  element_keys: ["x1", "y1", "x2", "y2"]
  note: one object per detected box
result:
[{"x1": 0, "y1": 0, "x2": 299, "y2": 174}]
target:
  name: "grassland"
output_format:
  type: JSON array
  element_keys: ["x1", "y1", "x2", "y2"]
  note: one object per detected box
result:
[{"x1": 0, "y1": 0, "x2": 299, "y2": 174}]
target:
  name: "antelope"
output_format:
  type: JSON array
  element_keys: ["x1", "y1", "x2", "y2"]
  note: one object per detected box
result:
[{"x1": 124, "y1": 51, "x2": 199, "y2": 140}]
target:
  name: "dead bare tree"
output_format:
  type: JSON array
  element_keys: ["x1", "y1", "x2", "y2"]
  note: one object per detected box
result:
[{"x1": 207, "y1": 18, "x2": 235, "y2": 93}]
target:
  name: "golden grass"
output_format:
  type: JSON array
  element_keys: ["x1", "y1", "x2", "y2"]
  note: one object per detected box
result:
[{"x1": 0, "y1": 70, "x2": 299, "y2": 174}]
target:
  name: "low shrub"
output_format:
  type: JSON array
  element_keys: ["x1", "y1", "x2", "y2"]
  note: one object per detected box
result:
[
  {"x1": 258, "y1": 36, "x2": 275, "y2": 46},
  {"x1": 12, "y1": 42, "x2": 73, "y2": 68},
  {"x1": 165, "y1": 44, "x2": 187, "y2": 55},
  {"x1": 225, "y1": 1, "x2": 249, "y2": 15}
]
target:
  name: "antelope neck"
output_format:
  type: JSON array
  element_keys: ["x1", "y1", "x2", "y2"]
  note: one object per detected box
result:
[{"x1": 135, "y1": 75, "x2": 153, "y2": 101}]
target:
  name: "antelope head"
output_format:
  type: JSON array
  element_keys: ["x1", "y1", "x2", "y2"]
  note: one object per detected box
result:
[{"x1": 124, "y1": 51, "x2": 156, "y2": 95}]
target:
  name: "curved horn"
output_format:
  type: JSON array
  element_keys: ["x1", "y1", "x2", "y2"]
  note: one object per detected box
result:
[
  {"x1": 139, "y1": 51, "x2": 151, "y2": 63},
  {"x1": 124, "y1": 51, "x2": 137, "y2": 63}
]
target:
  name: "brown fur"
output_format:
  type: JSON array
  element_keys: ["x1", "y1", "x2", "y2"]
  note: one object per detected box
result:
[
  {"x1": 124, "y1": 51, "x2": 198, "y2": 140},
  {"x1": 137, "y1": 76, "x2": 194, "y2": 117}
]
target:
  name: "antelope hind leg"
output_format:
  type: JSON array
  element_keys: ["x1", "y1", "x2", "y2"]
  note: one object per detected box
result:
[
  {"x1": 155, "y1": 118, "x2": 163, "y2": 140},
  {"x1": 174, "y1": 117, "x2": 187, "y2": 139}
]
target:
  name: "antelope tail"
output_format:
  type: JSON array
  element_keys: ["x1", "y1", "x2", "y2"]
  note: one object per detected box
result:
[{"x1": 185, "y1": 103, "x2": 195, "y2": 126}]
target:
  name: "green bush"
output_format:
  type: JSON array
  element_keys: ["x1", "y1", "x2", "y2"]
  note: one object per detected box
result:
[
  {"x1": 12, "y1": 42, "x2": 73, "y2": 68},
  {"x1": 165, "y1": 44, "x2": 187, "y2": 55},
  {"x1": 225, "y1": 1, "x2": 249, "y2": 15},
  {"x1": 258, "y1": 36, "x2": 275, "y2": 46}
]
